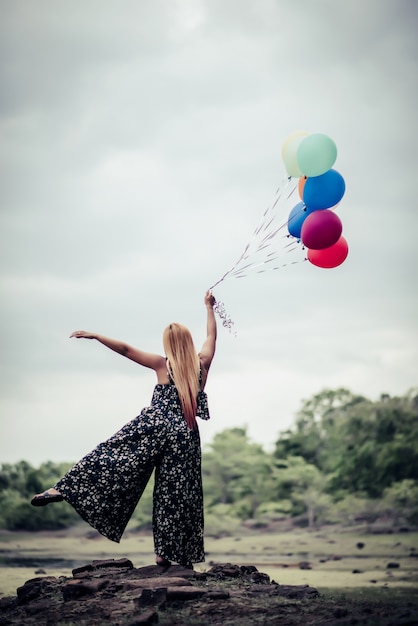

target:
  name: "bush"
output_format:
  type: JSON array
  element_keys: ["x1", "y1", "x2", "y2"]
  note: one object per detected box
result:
[{"x1": 205, "y1": 504, "x2": 241, "y2": 537}]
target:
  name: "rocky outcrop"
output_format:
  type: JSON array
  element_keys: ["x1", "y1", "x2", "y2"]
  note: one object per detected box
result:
[{"x1": 0, "y1": 559, "x2": 319, "y2": 625}]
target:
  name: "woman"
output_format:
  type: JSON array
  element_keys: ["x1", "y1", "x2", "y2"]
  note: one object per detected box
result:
[{"x1": 31, "y1": 290, "x2": 217, "y2": 568}]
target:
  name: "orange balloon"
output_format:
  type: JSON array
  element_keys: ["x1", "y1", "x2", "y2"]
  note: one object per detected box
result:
[{"x1": 298, "y1": 176, "x2": 307, "y2": 200}]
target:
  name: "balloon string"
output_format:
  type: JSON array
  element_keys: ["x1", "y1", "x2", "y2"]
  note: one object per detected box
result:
[
  {"x1": 212, "y1": 299, "x2": 237, "y2": 337},
  {"x1": 211, "y1": 234, "x2": 303, "y2": 286},
  {"x1": 210, "y1": 254, "x2": 307, "y2": 334},
  {"x1": 227, "y1": 253, "x2": 306, "y2": 279},
  {"x1": 209, "y1": 175, "x2": 304, "y2": 333},
  {"x1": 210, "y1": 176, "x2": 297, "y2": 291}
]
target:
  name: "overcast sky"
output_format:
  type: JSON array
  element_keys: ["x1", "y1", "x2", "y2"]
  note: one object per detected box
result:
[{"x1": 1, "y1": 0, "x2": 417, "y2": 466}]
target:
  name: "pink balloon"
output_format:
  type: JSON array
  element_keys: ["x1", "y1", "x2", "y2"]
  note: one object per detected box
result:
[
  {"x1": 308, "y1": 236, "x2": 349, "y2": 269},
  {"x1": 301, "y1": 210, "x2": 342, "y2": 250}
]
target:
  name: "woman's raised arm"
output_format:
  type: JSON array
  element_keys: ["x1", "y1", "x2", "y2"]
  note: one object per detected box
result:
[{"x1": 198, "y1": 290, "x2": 217, "y2": 373}]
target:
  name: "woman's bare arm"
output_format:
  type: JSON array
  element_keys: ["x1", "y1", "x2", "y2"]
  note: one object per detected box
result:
[
  {"x1": 198, "y1": 290, "x2": 217, "y2": 374},
  {"x1": 70, "y1": 330, "x2": 166, "y2": 372}
]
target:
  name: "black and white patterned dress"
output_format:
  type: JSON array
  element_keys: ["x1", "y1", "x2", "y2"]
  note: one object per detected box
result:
[{"x1": 54, "y1": 382, "x2": 210, "y2": 566}]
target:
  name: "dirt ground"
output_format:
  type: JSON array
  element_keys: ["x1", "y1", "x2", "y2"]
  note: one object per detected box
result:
[
  {"x1": 1, "y1": 526, "x2": 418, "y2": 624},
  {"x1": 1, "y1": 559, "x2": 418, "y2": 626}
]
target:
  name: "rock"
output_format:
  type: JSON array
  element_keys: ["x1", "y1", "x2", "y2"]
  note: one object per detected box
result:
[
  {"x1": 248, "y1": 584, "x2": 319, "y2": 599},
  {"x1": 208, "y1": 563, "x2": 241, "y2": 577},
  {"x1": 132, "y1": 564, "x2": 201, "y2": 579},
  {"x1": 205, "y1": 590, "x2": 230, "y2": 600},
  {"x1": 0, "y1": 597, "x2": 16, "y2": 611},
  {"x1": 62, "y1": 578, "x2": 110, "y2": 601},
  {"x1": 0, "y1": 559, "x2": 320, "y2": 625},
  {"x1": 133, "y1": 588, "x2": 167, "y2": 607},
  {"x1": 247, "y1": 584, "x2": 279, "y2": 595},
  {"x1": 166, "y1": 586, "x2": 207, "y2": 600},
  {"x1": 21, "y1": 598, "x2": 54, "y2": 616},
  {"x1": 249, "y1": 571, "x2": 270, "y2": 584},
  {"x1": 239, "y1": 565, "x2": 258, "y2": 574},
  {"x1": 206, "y1": 562, "x2": 271, "y2": 583},
  {"x1": 356, "y1": 542, "x2": 365, "y2": 549},
  {"x1": 125, "y1": 609, "x2": 159, "y2": 625},
  {"x1": 122, "y1": 576, "x2": 191, "y2": 591},
  {"x1": 386, "y1": 562, "x2": 400, "y2": 569},
  {"x1": 16, "y1": 576, "x2": 59, "y2": 605},
  {"x1": 73, "y1": 557, "x2": 133, "y2": 576}
]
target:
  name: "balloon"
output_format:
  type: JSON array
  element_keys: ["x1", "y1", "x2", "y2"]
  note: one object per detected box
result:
[
  {"x1": 298, "y1": 176, "x2": 307, "y2": 200},
  {"x1": 281, "y1": 130, "x2": 309, "y2": 161},
  {"x1": 307, "y1": 236, "x2": 348, "y2": 268},
  {"x1": 287, "y1": 201, "x2": 315, "y2": 238},
  {"x1": 297, "y1": 133, "x2": 337, "y2": 177},
  {"x1": 301, "y1": 210, "x2": 342, "y2": 250},
  {"x1": 281, "y1": 130, "x2": 309, "y2": 178},
  {"x1": 303, "y1": 169, "x2": 345, "y2": 211}
]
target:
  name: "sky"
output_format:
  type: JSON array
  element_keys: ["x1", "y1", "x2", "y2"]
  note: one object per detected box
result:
[{"x1": 1, "y1": 0, "x2": 417, "y2": 466}]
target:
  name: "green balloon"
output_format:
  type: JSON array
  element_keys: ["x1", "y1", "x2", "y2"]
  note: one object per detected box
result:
[{"x1": 297, "y1": 133, "x2": 337, "y2": 177}]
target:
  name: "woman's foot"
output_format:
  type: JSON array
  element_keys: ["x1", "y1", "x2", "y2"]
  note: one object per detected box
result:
[
  {"x1": 31, "y1": 488, "x2": 63, "y2": 507},
  {"x1": 156, "y1": 556, "x2": 171, "y2": 567}
]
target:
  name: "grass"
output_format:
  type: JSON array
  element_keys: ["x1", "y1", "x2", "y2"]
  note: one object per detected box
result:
[
  {"x1": 1, "y1": 525, "x2": 417, "y2": 597},
  {"x1": 204, "y1": 528, "x2": 418, "y2": 590},
  {"x1": 157, "y1": 586, "x2": 418, "y2": 626}
]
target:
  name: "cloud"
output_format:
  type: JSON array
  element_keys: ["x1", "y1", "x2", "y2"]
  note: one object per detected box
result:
[{"x1": 0, "y1": 0, "x2": 417, "y2": 465}]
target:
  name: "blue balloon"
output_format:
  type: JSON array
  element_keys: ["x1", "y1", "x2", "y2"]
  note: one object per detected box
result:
[
  {"x1": 303, "y1": 169, "x2": 346, "y2": 211},
  {"x1": 287, "y1": 201, "x2": 315, "y2": 238}
]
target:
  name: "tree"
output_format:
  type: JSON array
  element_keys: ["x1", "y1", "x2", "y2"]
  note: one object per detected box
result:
[
  {"x1": 273, "y1": 456, "x2": 329, "y2": 527},
  {"x1": 328, "y1": 391, "x2": 418, "y2": 496},
  {"x1": 1, "y1": 387, "x2": 417, "y2": 533},
  {"x1": 381, "y1": 480, "x2": 418, "y2": 525},
  {"x1": 0, "y1": 461, "x2": 79, "y2": 531},
  {"x1": 274, "y1": 388, "x2": 366, "y2": 469},
  {"x1": 274, "y1": 388, "x2": 418, "y2": 499},
  {"x1": 202, "y1": 428, "x2": 276, "y2": 519}
]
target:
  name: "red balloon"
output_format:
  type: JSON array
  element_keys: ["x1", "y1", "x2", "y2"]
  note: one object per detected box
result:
[
  {"x1": 301, "y1": 210, "x2": 342, "y2": 250},
  {"x1": 308, "y1": 236, "x2": 349, "y2": 269}
]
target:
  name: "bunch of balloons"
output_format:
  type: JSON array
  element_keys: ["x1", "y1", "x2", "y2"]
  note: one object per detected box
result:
[{"x1": 282, "y1": 131, "x2": 348, "y2": 269}]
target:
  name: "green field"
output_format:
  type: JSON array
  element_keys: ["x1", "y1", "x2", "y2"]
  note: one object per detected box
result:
[{"x1": 1, "y1": 525, "x2": 417, "y2": 598}]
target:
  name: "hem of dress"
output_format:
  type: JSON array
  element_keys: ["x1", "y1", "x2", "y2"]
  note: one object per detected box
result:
[
  {"x1": 157, "y1": 553, "x2": 205, "y2": 566},
  {"x1": 56, "y1": 489, "x2": 122, "y2": 544}
]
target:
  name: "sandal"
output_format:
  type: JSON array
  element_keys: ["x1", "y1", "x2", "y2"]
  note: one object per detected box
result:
[{"x1": 31, "y1": 490, "x2": 64, "y2": 507}]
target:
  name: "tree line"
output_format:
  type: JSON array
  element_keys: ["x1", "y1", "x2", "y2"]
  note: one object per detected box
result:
[{"x1": 1, "y1": 388, "x2": 417, "y2": 535}]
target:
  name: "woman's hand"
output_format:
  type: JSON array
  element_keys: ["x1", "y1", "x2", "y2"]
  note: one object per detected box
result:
[
  {"x1": 70, "y1": 330, "x2": 97, "y2": 339},
  {"x1": 204, "y1": 290, "x2": 216, "y2": 308}
]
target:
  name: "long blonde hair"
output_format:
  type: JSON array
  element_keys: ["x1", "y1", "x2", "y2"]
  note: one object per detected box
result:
[{"x1": 163, "y1": 322, "x2": 200, "y2": 430}]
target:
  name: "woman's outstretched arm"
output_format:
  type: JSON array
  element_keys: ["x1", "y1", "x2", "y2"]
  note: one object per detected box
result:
[
  {"x1": 198, "y1": 290, "x2": 217, "y2": 373},
  {"x1": 70, "y1": 330, "x2": 166, "y2": 372}
]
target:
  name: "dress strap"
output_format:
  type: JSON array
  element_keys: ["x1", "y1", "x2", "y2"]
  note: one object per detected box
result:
[
  {"x1": 166, "y1": 358, "x2": 174, "y2": 384},
  {"x1": 166, "y1": 358, "x2": 204, "y2": 389}
]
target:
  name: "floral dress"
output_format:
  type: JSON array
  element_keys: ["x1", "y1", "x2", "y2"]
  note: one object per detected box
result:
[{"x1": 54, "y1": 383, "x2": 210, "y2": 566}]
